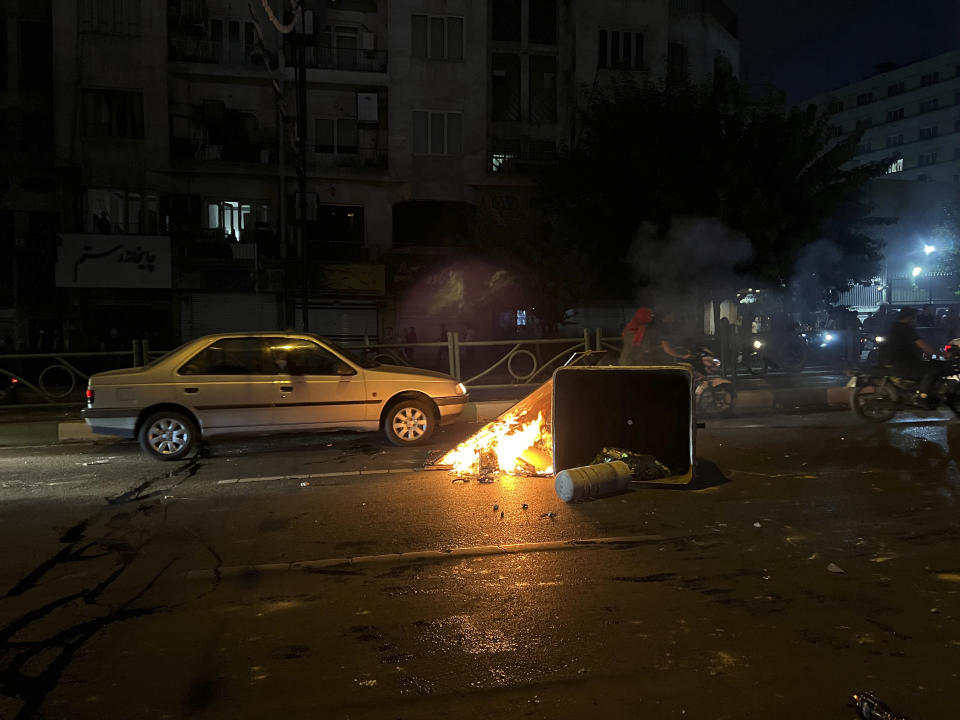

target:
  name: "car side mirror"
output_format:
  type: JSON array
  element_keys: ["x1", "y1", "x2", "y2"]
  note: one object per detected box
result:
[{"x1": 336, "y1": 362, "x2": 356, "y2": 376}]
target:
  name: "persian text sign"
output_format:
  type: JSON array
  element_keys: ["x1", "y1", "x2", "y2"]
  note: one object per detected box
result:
[{"x1": 56, "y1": 234, "x2": 172, "y2": 289}]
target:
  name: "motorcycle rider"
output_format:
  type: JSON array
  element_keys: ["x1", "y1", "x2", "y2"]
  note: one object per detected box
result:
[{"x1": 879, "y1": 307, "x2": 950, "y2": 408}]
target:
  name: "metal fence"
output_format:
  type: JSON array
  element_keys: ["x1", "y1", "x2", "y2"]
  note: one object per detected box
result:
[{"x1": 0, "y1": 331, "x2": 636, "y2": 408}]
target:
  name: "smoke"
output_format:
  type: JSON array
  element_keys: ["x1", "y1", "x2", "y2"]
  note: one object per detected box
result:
[{"x1": 626, "y1": 216, "x2": 754, "y2": 313}]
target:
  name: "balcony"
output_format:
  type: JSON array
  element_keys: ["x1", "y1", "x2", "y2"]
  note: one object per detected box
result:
[
  {"x1": 286, "y1": 45, "x2": 388, "y2": 74},
  {"x1": 168, "y1": 36, "x2": 277, "y2": 71}
]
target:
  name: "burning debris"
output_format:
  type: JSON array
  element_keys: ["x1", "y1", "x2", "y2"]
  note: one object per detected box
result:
[{"x1": 432, "y1": 380, "x2": 555, "y2": 479}]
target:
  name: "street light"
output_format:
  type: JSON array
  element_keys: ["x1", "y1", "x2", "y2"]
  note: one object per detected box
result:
[
  {"x1": 924, "y1": 244, "x2": 936, "y2": 256},
  {"x1": 912, "y1": 266, "x2": 923, "y2": 277}
]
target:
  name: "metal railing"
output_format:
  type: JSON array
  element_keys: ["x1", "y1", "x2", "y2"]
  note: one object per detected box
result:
[{"x1": 0, "y1": 343, "x2": 147, "y2": 406}]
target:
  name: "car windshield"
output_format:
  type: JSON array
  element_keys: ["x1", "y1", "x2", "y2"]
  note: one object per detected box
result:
[{"x1": 323, "y1": 338, "x2": 380, "y2": 369}]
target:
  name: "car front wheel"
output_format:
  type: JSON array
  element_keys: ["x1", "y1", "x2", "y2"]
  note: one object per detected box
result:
[
  {"x1": 384, "y1": 399, "x2": 436, "y2": 446},
  {"x1": 138, "y1": 410, "x2": 198, "y2": 461}
]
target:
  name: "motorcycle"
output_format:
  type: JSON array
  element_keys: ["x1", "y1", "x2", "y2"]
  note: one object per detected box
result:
[
  {"x1": 848, "y1": 347, "x2": 960, "y2": 423},
  {"x1": 690, "y1": 345, "x2": 736, "y2": 416}
]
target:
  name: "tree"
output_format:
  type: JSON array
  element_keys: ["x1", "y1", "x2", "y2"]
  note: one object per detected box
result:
[{"x1": 539, "y1": 78, "x2": 893, "y2": 308}]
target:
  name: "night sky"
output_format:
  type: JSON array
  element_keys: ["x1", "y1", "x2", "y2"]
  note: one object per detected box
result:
[{"x1": 728, "y1": 0, "x2": 959, "y2": 105}]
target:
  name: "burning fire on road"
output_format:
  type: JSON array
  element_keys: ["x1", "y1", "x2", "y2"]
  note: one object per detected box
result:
[{"x1": 431, "y1": 380, "x2": 554, "y2": 477}]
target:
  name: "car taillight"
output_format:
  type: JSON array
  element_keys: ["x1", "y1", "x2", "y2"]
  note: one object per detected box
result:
[
  {"x1": 10, "y1": 378, "x2": 16, "y2": 384},
  {"x1": 85, "y1": 388, "x2": 94, "y2": 403}
]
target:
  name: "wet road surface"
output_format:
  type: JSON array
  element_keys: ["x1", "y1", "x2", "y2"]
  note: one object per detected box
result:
[{"x1": 1, "y1": 410, "x2": 958, "y2": 719}]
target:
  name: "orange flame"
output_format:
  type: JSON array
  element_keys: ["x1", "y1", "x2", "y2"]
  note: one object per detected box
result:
[{"x1": 438, "y1": 379, "x2": 554, "y2": 476}]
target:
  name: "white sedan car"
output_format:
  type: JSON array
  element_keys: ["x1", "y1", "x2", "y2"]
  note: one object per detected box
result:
[{"x1": 82, "y1": 332, "x2": 469, "y2": 460}]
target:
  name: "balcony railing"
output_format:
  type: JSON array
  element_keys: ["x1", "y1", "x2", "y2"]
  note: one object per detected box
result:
[
  {"x1": 169, "y1": 37, "x2": 276, "y2": 70},
  {"x1": 288, "y1": 45, "x2": 388, "y2": 73}
]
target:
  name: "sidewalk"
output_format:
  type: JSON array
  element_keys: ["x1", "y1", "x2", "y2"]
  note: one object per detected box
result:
[{"x1": 0, "y1": 372, "x2": 853, "y2": 448}]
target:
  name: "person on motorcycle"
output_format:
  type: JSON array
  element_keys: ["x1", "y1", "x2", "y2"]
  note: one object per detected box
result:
[
  {"x1": 879, "y1": 307, "x2": 950, "y2": 408},
  {"x1": 647, "y1": 310, "x2": 694, "y2": 365}
]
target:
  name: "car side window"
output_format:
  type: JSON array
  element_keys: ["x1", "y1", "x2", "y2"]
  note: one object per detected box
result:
[
  {"x1": 268, "y1": 338, "x2": 344, "y2": 376},
  {"x1": 179, "y1": 338, "x2": 277, "y2": 375}
]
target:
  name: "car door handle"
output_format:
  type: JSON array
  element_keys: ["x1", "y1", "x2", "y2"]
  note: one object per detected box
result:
[
  {"x1": 184, "y1": 387, "x2": 199, "y2": 394},
  {"x1": 280, "y1": 385, "x2": 293, "y2": 392}
]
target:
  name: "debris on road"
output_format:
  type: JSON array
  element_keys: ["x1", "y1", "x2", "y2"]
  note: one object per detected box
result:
[
  {"x1": 500, "y1": 511, "x2": 504, "y2": 519},
  {"x1": 522, "y1": 503, "x2": 528, "y2": 510},
  {"x1": 849, "y1": 691, "x2": 911, "y2": 719},
  {"x1": 540, "y1": 511, "x2": 556, "y2": 519},
  {"x1": 555, "y1": 461, "x2": 632, "y2": 503},
  {"x1": 300, "y1": 481, "x2": 310, "y2": 487},
  {"x1": 753, "y1": 522, "x2": 762, "y2": 528},
  {"x1": 827, "y1": 562, "x2": 845, "y2": 574},
  {"x1": 493, "y1": 504, "x2": 499, "y2": 511},
  {"x1": 592, "y1": 447, "x2": 670, "y2": 481}
]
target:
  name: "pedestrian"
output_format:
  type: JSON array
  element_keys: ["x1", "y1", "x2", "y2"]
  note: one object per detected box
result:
[
  {"x1": 619, "y1": 307, "x2": 655, "y2": 365},
  {"x1": 403, "y1": 326, "x2": 417, "y2": 363}
]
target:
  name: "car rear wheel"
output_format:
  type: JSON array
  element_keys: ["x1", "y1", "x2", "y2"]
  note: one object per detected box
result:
[
  {"x1": 138, "y1": 410, "x2": 198, "y2": 461},
  {"x1": 384, "y1": 399, "x2": 436, "y2": 446}
]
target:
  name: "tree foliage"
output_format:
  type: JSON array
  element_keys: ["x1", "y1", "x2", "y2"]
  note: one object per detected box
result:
[{"x1": 532, "y1": 79, "x2": 893, "y2": 307}]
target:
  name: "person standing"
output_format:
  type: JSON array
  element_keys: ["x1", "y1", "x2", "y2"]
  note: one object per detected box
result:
[{"x1": 619, "y1": 307, "x2": 655, "y2": 365}]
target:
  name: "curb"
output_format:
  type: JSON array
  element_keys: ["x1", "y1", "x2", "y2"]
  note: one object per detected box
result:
[{"x1": 0, "y1": 388, "x2": 852, "y2": 448}]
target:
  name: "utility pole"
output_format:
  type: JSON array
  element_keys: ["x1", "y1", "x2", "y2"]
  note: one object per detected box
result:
[{"x1": 296, "y1": 8, "x2": 309, "y2": 331}]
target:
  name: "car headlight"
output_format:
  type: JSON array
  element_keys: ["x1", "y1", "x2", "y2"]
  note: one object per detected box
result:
[
  {"x1": 753, "y1": 340, "x2": 763, "y2": 349},
  {"x1": 456, "y1": 382, "x2": 467, "y2": 395},
  {"x1": 875, "y1": 336, "x2": 884, "y2": 343},
  {"x1": 824, "y1": 333, "x2": 833, "y2": 343}
]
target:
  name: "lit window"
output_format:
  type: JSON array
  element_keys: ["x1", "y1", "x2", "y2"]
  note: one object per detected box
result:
[
  {"x1": 886, "y1": 158, "x2": 903, "y2": 174},
  {"x1": 491, "y1": 153, "x2": 514, "y2": 172},
  {"x1": 516, "y1": 309, "x2": 527, "y2": 326}
]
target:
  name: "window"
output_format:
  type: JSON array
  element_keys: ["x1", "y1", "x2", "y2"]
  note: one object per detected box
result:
[
  {"x1": 886, "y1": 107, "x2": 904, "y2": 122},
  {"x1": 320, "y1": 25, "x2": 360, "y2": 70},
  {"x1": 317, "y1": 205, "x2": 364, "y2": 244},
  {"x1": 528, "y1": 0, "x2": 557, "y2": 44},
  {"x1": 856, "y1": 91, "x2": 873, "y2": 106},
  {"x1": 314, "y1": 117, "x2": 358, "y2": 154},
  {"x1": 920, "y1": 71, "x2": 940, "y2": 87},
  {"x1": 180, "y1": 338, "x2": 275, "y2": 375},
  {"x1": 411, "y1": 15, "x2": 464, "y2": 60},
  {"x1": 856, "y1": 117, "x2": 872, "y2": 130},
  {"x1": 886, "y1": 133, "x2": 903, "y2": 147},
  {"x1": 919, "y1": 126, "x2": 938, "y2": 140},
  {"x1": 598, "y1": 29, "x2": 644, "y2": 70},
  {"x1": 19, "y1": 22, "x2": 53, "y2": 91},
  {"x1": 920, "y1": 97, "x2": 939, "y2": 113},
  {"x1": 886, "y1": 158, "x2": 903, "y2": 174},
  {"x1": 209, "y1": 17, "x2": 258, "y2": 65},
  {"x1": 491, "y1": 0, "x2": 521, "y2": 41},
  {"x1": 204, "y1": 200, "x2": 268, "y2": 240},
  {"x1": 529, "y1": 55, "x2": 557, "y2": 123},
  {"x1": 855, "y1": 142, "x2": 872, "y2": 155},
  {"x1": 826, "y1": 124, "x2": 842, "y2": 139},
  {"x1": 887, "y1": 81, "x2": 904, "y2": 96},
  {"x1": 412, "y1": 110, "x2": 462, "y2": 155},
  {"x1": 269, "y1": 338, "x2": 343, "y2": 375},
  {"x1": 491, "y1": 53, "x2": 521, "y2": 121},
  {"x1": 667, "y1": 42, "x2": 688, "y2": 83},
  {"x1": 828, "y1": 99, "x2": 844, "y2": 113},
  {"x1": 918, "y1": 152, "x2": 937, "y2": 166},
  {"x1": 79, "y1": 0, "x2": 141, "y2": 35},
  {"x1": 83, "y1": 90, "x2": 144, "y2": 139}
]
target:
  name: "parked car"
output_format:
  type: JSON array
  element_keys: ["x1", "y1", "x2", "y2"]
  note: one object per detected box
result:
[{"x1": 82, "y1": 332, "x2": 470, "y2": 460}]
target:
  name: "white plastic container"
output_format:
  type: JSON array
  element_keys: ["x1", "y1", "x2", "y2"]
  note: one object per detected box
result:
[{"x1": 554, "y1": 461, "x2": 632, "y2": 503}]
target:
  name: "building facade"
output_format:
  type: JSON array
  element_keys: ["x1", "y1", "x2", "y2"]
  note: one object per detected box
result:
[
  {"x1": 806, "y1": 50, "x2": 960, "y2": 310},
  {"x1": 0, "y1": 0, "x2": 739, "y2": 350}
]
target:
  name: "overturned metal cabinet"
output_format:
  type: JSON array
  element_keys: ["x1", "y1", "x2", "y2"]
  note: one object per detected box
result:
[{"x1": 551, "y1": 365, "x2": 695, "y2": 483}]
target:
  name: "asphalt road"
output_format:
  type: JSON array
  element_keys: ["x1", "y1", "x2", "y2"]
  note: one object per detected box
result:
[{"x1": 1, "y1": 409, "x2": 959, "y2": 719}]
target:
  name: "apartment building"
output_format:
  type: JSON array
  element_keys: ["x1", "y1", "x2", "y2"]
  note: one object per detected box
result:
[
  {"x1": 1, "y1": 0, "x2": 739, "y2": 349},
  {"x1": 806, "y1": 50, "x2": 959, "y2": 304},
  {"x1": 808, "y1": 49, "x2": 960, "y2": 183}
]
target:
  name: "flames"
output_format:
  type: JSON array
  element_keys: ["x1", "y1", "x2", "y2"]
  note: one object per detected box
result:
[{"x1": 437, "y1": 380, "x2": 554, "y2": 476}]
